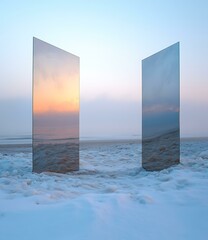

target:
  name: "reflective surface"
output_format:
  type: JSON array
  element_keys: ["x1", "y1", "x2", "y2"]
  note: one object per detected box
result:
[
  {"x1": 33, "y1": 38, "x2": 79, "y2": 173},
  {"x1": 142, "y1": 42, "x2": 180, "y2": 171}
]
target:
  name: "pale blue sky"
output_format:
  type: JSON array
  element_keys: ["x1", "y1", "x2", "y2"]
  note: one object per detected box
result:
[{"x1": 0, "y1": 0, "x2": 208, "y2": 138}]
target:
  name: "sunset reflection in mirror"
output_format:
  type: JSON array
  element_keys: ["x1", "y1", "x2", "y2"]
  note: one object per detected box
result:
[{"x1": 33, "y1": 37, "x2": 79, "y2": 173}]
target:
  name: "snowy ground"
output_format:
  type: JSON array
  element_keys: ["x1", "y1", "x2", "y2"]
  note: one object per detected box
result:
[{"x1": 0, "y1": 139, "x2": 208, "y2": 240}]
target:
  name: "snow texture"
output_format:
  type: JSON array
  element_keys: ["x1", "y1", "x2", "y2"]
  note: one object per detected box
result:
[{"x1": 0, "y1": 140, "x2": 208, "y2": 240}]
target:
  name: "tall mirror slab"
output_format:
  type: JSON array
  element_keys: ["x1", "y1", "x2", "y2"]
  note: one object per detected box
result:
[
  {"x1": 33, "y1": 37, "x2": 79, "y2": 173},
  {"x1": 142, "y1": 42, "x2": 180, "y2": 171}
]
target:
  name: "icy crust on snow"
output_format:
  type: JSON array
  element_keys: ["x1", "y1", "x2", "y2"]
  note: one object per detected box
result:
[
  {"x1": 0, "y1": 140, "x2": 208, "y2": 240},
  {"x1": 0, "y1": 140, "x2": 208, "y2": 205}
]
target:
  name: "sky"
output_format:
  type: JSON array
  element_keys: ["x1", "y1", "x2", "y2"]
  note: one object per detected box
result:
[{"x1": 0, "y1": 0, "x2": 208, "y2": 139}]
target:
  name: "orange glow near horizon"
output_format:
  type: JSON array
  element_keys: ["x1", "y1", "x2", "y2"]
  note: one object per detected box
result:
[
  {"x1": 33, "y1": 38, "x2": 79, "y2": 114},
  {"x1": 34, "y1": 73, "x2": 79, "y2": 114}
]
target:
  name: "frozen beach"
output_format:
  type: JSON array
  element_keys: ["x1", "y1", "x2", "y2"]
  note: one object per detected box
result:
[{"x1": 0, "y1": 139, "x2": 208, "y2": 240}]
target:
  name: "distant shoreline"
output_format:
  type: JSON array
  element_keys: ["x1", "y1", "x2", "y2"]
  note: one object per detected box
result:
[
  {"x1": 0, "y1": 137, "x2": 207, "y2": 155},
  {"x1": 0, "y1": 144, "x2": 32, "y2": 154},
  {"x1": 0, "y1": 136, "x2": 208, "y2": 147},
  {"x1": 180, "y1": 136, "x2": 208, "y2": 142}
]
